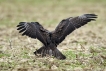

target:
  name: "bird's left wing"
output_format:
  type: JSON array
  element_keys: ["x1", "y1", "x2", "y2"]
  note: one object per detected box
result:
[
  {"x1": 52, "y1": 14, "x2": 97, "y2": 45},
  {"x1": 17, "y1": 22, "x2": 50, "y2": 46}
]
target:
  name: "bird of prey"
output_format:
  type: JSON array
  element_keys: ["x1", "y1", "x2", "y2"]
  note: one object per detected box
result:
[{"x1": 17, "y1": 14, "x2": 97, "y2": 59}]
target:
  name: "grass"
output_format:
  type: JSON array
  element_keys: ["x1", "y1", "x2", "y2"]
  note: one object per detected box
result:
[{"x1": 0, "y1": 0, "x2": 106, "y2": 71}]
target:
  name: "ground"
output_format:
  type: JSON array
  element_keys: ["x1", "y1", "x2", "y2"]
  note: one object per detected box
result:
[{"x1": 0, "y1": 0, "x2": 106, "y2": 71}]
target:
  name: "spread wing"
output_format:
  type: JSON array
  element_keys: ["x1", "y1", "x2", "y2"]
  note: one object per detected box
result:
[
  {"x1": 17, "y1": 22, "x2": 50, "y2": 46},
  {"x1": 52, "y1": 14, "x2": 97, "y2": 45}
]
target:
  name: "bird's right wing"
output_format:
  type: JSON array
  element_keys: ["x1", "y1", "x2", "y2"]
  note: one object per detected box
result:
[
  {"x1": 17, "y1": 22, "x2": 50, "y2": 46},
  {"x1": 52, "y1": 14, "x2": 97, "y2": 45}
]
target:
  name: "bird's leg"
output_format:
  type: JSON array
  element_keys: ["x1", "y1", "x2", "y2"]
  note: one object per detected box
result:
[
  {"x1": 34, "y1": 46, "x2": 46, "y2": 56},
  {"x1": 34, "y1": 46, "x2": 51, "y2": 57}
]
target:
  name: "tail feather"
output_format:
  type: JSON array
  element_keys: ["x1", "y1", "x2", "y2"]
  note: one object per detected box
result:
[{"x1": 34, "y1": 46, "x2": 66, "y2": 60}]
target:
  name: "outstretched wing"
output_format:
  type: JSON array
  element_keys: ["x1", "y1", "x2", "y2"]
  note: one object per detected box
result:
[
  {"x1": 52, "y1": 14, "x2": 97, "y2": 45},
  {"x1": 17, "y1": 22, "x2": 50, "y2": 46}
]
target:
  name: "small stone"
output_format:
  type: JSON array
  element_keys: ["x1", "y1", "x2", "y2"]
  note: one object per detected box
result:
[
  {"x1": 74, "y1": 67, "x2": 83, "y2": 71},
  {"x1": 51, "y1": 65, "x2": 58, "y2": 70}
]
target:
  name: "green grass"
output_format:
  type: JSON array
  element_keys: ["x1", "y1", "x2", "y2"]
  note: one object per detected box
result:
[
  {"x1": 0, "y1": 0, "x2": 106, "y2": 71},
  {"x1": 0, "y1": 49, "x2": 106, "y2": 71}
]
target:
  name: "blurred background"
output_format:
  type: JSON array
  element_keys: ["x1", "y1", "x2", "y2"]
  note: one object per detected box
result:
[
  {"x1": 0, "y1": 0, "x2": 106, "y2": 71},
  {"x1": 0, "y1": 0, "x2": 106, "y2": 27}
]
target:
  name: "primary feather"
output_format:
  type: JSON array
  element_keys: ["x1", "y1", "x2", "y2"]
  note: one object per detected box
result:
[
  {"x1": 52, "y1": 14, "x2": 97, "y2": 45},
  {"x1": 17, "y1": 22, "x2": 50, "y2": 46}
]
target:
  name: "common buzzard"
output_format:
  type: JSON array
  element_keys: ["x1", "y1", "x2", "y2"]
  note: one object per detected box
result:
[{"x1": 17, "y1": 14, "x2": 97, "y2": 59}]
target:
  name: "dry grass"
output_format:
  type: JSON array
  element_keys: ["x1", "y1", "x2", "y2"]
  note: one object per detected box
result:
[{"x1": 0, "y1": 0, "x2": 106, "y2": 71}]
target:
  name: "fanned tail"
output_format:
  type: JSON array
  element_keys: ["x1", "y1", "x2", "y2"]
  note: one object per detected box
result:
[{"x1": 34, "y1": 46, "x2": 66, "y2": 60}]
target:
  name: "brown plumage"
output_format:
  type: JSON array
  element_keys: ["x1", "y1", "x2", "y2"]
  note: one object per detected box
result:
[{"x1": 17, "y1": 14, "x2": 97, "y2": 59}]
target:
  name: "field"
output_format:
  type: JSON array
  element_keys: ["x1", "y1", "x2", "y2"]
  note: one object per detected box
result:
[{"x1": 0, "y1": 0, "x2": 106, "y2": 71}]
